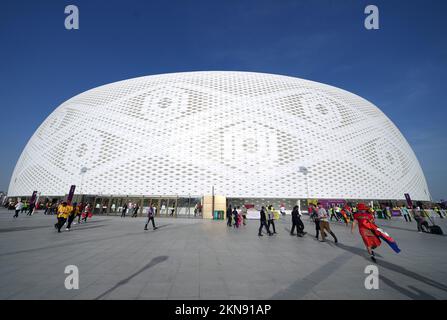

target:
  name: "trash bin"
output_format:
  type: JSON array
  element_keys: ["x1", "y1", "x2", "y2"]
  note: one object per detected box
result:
[{"x1": 213, "y1": 210, "x2": 224, "y2": 220}]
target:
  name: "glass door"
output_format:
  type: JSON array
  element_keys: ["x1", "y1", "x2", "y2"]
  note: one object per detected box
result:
[
  {"x1": 93, "y1": 197, "x2": 103, "y2": 214},
  {"x1": 168, "y1": 198, "x2": 177, "y2": 217},
  {"x1": 159, "y1": 199, "x2": 168, "y2": 216}
]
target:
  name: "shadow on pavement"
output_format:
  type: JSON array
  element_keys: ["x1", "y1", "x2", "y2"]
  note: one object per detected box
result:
[
  {"x1": 68, "y1": 224, "x2": 106, "y2": 231},
  {"x1": 381, "y1": 276, "x2": 438, "y2": 300},
  {"x1": 376, "y1": 224, "x2": 447, "y2": 237},
  {"x1": 336, "y1": 243, "x2": 447, "y2": 296},
  {"x1": 0, "y1": 231, "x2": 146, "y2": 257},
  {"x1": 0, "y1": 222, "x2": 196, "y2": 257},
  {"x1": 270, "y1": 251, "x2": 353, "y2": 299},
  {"x1": 143, "y1": 224, "x2": 171, "y2": 230},
  {"x1": 0, "y1": 225, "x2": 53, "y2": 233},
  {"x1": 94, "y1": 256, "x2": 169, "y2": 300}
]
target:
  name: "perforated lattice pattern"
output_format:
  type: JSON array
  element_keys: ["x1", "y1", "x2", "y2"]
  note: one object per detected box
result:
[{"x1": 8, "y1": 71, "x2": 430, "y2": 200}]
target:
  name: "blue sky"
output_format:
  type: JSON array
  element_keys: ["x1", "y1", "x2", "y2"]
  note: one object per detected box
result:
[{"x1": 0, "y1": 0, "x2": 446, "y2": 200}]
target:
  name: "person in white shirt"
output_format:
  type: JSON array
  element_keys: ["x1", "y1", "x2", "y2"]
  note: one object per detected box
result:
[
  {"x1": 14, "y1": 200, "x2": 23, "y2": 218},
  {"x1": 280, "y1": 204, "x2": 286, "y2": 216},
  {"x1": 317, "y1": 202, "x2": 338, "y2": 243},
  {"x1": 267, "y1": 205, "x2": 277, "y2": 234}
]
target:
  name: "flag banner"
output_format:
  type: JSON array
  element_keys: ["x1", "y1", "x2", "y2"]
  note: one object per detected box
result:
[
  {"x1": 374, "y1": 227, "x2": 401, "y2": 253},
  {"x1": 404, "y1": 193, "x2": 413, "y2": 209},
  {"x1": 30, "y1": 191, "x2": 37, "y2": 204},
  {"x1": 67, "y1": 185, "x2": 76, "y2": 203}
]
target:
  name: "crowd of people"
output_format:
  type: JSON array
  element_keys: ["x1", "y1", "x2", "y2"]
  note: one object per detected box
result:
[
  {"x1": 13, "y1": 200, "x2": 159, "y2": 233},
  {"x1": 52, "y1": 201, "x2": 93, "y2": 232},
  {"x1": 9, "y1": 199, "x2": 94, "y2": 232},
  {"x1": 5, "y1": 196, "x2": 446, "y2": 261},
  {"x1": 312, "y1": 203, "x2": 445, "y2": 234},
  {"x1": 119, "y1": 202, "x2": 141, "y2": 218},
  {"x1": 223, "y1": 201, "x2": 446, "y2": 262},
  {"x1": 118, "y1": 202, "x2": 159, "y2": 230},
  {"x1": 6, "y1": 196, "x2": 161, "y2": 232}
]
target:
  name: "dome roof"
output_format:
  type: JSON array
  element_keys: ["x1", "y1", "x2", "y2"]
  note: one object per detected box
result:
[{"x1": 8, "y1": 71, "x2": 430, "y2": 200}]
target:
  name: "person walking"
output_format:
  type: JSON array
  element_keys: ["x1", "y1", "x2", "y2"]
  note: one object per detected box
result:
[
  {"x1": 434, "y1": 207, "x2": 444, "y2": 219},
  {"x1": 226, "y1": 205, "x2": 233, "y2": 227},
  {"x1": 351, "y1": 203, "x2": 382, "y2": 262},
  {"x1": 47, "y1": 202, "x2": 52, "y2": 215},
  {"x1": 144, "y1": 204, "x2": 158, "y2": 231},
  {"x1": 55, "y1": 202, "x2": 72, "y2": 233},
  {"x1": 290, "y1": 205, "x2": 306, "y2": 237},
  {"x1": 13, "y1": 200, "x2": 23, "y2": 218},
  {"x1": 267, "y1": 205, "x2": 277, "y2": 234},
  {"x1": 44, "y1": 202, "x2": 50, "y2": 215},
  {"x1": 258, "y1": 206, "x2": 272, "y2": 236},
  {"x1": 233, "y1": 207, "x2": 240, "y2": 228},
  {"x1": 384, "y1": 206, "x2": 392, "y2": 220},
  {"x1": 335, "y1": 205, "x2": 342, "y2": 221},
  {"x1": 194, "y1": 203, "x2": 199, "y2": 217},
  {"x1": 237, "y1": 208, "x2": 243, "y2": 227},
  {"x1": 21, "y1": 201, "x2": 28, "y2": 214},
  {"x1": 82, "y1": 203, "x2": 92, "y2": 223},
  {"x1": 341, "y1": 205, "x2": 351, "y2": 225},
  {"x1": 66, "y1": 202, "x2": 79, "y2": 231},
  {"x1": 413, "y1": 207, "x2": 429, "y2": 233},
  {"x1": 400, "y1": 206, "x2": 412, "y2": 222},
  {"x1": 241, "y1": 204, "x2": 248, "y2": 225},
  {"x1": 50, "y1": 203, "x2": 57, "y2": 215},
  {"x1": 309, "y1": 203, "x2": 323, "y2": 239},
  {"x1": 76, "y1": 202, "x2": 83, "y2": 224},
  {"x1": 352, "y1": 203, "x2": 401, "y2": 262},
  {"x1": 329, "y1": 205, "x2": 339, "y2": 222},
  {"x1": 27, "y1": 202, "x2": 35, "y2": 216},
  {"x1": 132, "y1": 203, "x2": 139, "y2": 218},
  {"x1": 280, "y1": 204, "x2": 286, "y2": 216},
  {"x1": 121, "y1": 203, "x2": 128, "y2": 218},
  {"x1": 317, "y1": 203, "x2": 338, "y2": 243}
]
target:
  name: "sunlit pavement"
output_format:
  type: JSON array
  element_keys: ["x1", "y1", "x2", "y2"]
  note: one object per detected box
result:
[{"x1": 1, "y1": 208, "x2": 447, "y2": 300}]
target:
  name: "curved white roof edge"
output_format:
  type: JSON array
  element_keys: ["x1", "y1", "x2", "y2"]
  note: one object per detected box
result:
[{"x1": 8, "y1": 71, "x2": 430, "y2": 201}]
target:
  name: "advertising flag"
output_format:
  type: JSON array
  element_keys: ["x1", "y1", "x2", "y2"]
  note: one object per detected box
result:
[{"x1": 67, "y1": 185, "x2": 76, "y2": 204}]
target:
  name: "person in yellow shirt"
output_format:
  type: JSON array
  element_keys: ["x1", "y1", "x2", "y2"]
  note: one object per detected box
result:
[
  {"x1": 66, "y1": 202, "x2": 78, "y2": 231},
  {"x1": 54, "y1": 202, "x2": 72, "y2": 233}
]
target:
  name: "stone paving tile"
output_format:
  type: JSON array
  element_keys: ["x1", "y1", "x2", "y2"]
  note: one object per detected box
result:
[{"x1": 1, "y1": 209, "x2": 447, "y2": 300}]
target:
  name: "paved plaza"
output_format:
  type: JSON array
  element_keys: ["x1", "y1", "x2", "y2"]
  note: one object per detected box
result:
[{"x1": 1, "y1": 208, "x2": 447, "y2": 300}]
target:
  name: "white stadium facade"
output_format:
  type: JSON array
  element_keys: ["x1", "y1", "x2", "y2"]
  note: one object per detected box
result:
[{"x1": 7, "y1": 71, "x2": 430, "y2": 217}]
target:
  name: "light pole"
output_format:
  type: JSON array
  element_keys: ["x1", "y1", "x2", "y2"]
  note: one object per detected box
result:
[
  {"x1": 80, "y1": 166, "x2": 88, "y2": 203},
  {"x1": 212, "y1": 186, "x2": 215, "y2": 220},
  {"x1": 299, "y1": 166, "x2": 309, "y2": 212},
  {"x1": 188, "y1": 193, "x2": 191, "y2": 217}
]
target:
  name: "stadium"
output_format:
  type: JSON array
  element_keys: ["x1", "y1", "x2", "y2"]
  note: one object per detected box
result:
[{"x1": 7, "y1": 71, "x2": 430, "y2": 218}]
